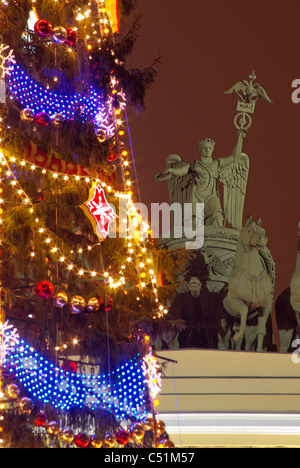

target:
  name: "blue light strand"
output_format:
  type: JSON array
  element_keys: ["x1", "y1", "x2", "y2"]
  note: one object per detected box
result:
[
  {"x1": 6, "y1": 338, "x2": 148, "y2": 419},
  {"x1": 7, "y1": 63, "x2": 109, "y2": 128},
  {"x1": 82, "y1": 360, "x2": 147, "y2": 418}
]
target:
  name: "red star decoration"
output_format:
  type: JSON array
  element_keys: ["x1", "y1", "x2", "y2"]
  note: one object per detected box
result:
[{"x1": 83, "y1": 184, "x2": 116, "y2": 240}]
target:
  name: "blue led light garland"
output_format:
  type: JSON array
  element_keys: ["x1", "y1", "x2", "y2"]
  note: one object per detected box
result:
[
  {"x1": 7, "y1": 64, "x2": 109, "y2": 128},
  {"x1": 6, "y1": 338, "x2": 147, "y2": 419}
]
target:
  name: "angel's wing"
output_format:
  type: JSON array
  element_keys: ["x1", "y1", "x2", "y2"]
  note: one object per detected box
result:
[
  {"x1": 165, "y1": 154, "x2": 192, "y2": 206},
  {"x1": 219, "y1": 153, "x2": 250, "y2": 230}
]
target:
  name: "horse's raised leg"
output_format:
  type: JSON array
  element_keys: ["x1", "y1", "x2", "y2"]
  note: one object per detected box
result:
[{"x1": 228, "y1": 297, "x2": 248, "y2": 343}]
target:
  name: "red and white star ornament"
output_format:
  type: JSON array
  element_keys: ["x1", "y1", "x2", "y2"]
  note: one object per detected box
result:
[{"x1": 81, "y1": 184, "x2": 116, "y2": 240}]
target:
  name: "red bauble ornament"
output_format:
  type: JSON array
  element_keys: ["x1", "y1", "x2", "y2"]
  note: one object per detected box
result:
[
  {"x1": 115, "y1": 429, "x2": 130, "y2": 445},
  {"x1": 65, "y1": 28, "x2": 78, "y2": 45},
  {"x1": 61, "y1": 360, "x2": 78, "y2": 374},
  {"x1": 69, "y1": 361, "x2": 77, "y2": 373},
  {"x1": 36, "y1": 112, "x2": 50, "y2": 127},
  {"x1": 35, "y1": 281, "x2": 54, "y2": 299},
  {"x1": 74, "y1": 433, "x2": 90, "y2": 448},
  {"x1": 104, "y1": 297, "x2": 113, "y2": 312},
  {"x1": 35, "y1": 411, "x2": 47, "y2": 427},
  {"x1": 107, "y1": 152, "x2": 118, "y2": 163},
  {"x1": 34, "y1": 20, "x2": 53, "y2": 37}
]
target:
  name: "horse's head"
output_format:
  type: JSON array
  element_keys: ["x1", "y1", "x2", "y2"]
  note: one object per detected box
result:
[{"x1": 240, "y1": 217, "x2": 268, "y2": 251}]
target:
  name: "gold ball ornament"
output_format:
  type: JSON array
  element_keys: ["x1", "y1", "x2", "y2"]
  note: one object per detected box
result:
[
  {"x1": 87, "y1": 297, "x2": 100, "y2": 312},
  {"x1": 96, "y1": 129, "x2": 107, "y2": 143},
  {"x1": 52, "y1": 113, "x2": 65, "y2": 128},
  {"x1": 90, "y1": 434, "x2": 103, "y2": 448},
  {"x1": 59, "y1": 428, "x2": 75, "y2": 444},
  {"x1": 157, "y1": 438, "x2": 175, "y2": 448},
  {"x1": 5, "y1": 383, "x2": 20, "y2": 399},
  {"x1": 70, "y1": 295, "x2": 86, "y2": 314},
  {"x1": 105, "y1": 164, "x2": 116, "y2": 174},
  {"x1": 141, "y1": 414, "x2": 154, "y2": 431},
  {"x1": 155, "y1": 420, "x2": 166, "y2": 437},
  {"x1": 54, "y1": 291, "x2": 69, "y2": 307},
  {"x1": 20, "y1": 108, "x2": 35, "y2": 122},
  {"x1": 18, "y1": 397, "x2": 34, "y2": 415},
  {"x1": 129, "y1": 422, "x2": 145, "y2": 442},
  {"x1": 46, "y1": 421, "x2": 60, "y2": 436},
  {"x1": 103, "y1": 432, "x2": 116, "y2": 448}
]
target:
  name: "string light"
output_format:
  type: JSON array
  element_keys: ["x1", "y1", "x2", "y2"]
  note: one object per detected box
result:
[
  {"x1": 0, "y1": 43, "x2": 15, "y2": 79},
  {"x1": 6, "y1": 336, "x2": 147, "y2": 419},
  {"x1": 142, "y1": 351, "x2": 162, "y2": 401},
  {"x1": 0, "y1": 2, "x2": 170, "y2": 447},
  {"x1": 0, "y1": 320, "x2": 19, "y2": 447},
  {"x1": 0, "y1": 321, "x2": 19, "y2": 364},
  {"x1": 0, "y1": 152, "x2": 167, "y2": 317},
  {"x1": 7, "y1": 63, "x2": 110, "y2": 134},
  {"x1": 0, "y1": 2, "x2": 168, "y2": 318}
]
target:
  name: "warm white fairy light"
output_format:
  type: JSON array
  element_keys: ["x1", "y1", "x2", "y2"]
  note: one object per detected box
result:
[
  {"x1": 0, "y1": 74, "x2": 166, "y2": 318},
  {"x1": 0, "y1": 43, "x2": 15, "y2": 79},
  {"x1": 0, "y1": 3, "x2": 163, "y2": 376},
  {"x1": 2, "y1": 154, "x2": 141, "y2": 270},
  {"x1": 142, "y1": 352, "x2": 162, "y2": 400},
  {"x1": 0, "y1": 321, "x2": 19, "y2": 366}
]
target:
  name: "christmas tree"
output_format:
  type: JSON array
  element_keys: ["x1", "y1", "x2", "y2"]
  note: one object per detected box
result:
[{"x1": 0, "y1": 0, "x2": 186, "y2": 448}]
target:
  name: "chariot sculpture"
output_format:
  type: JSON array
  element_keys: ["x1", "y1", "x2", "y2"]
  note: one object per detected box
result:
[{"x1": 155, "y1": 71, "x2": 275, "y2": 351}]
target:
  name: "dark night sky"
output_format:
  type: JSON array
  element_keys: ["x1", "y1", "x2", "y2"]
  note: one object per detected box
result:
[{"x1": 125, "y1": 0, "x2": 300, "y2": 316}]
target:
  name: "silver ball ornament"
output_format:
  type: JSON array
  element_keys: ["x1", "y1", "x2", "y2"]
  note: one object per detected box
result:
[{"x1": 51, "y1": 26, "x2": 68, "y2": 44}]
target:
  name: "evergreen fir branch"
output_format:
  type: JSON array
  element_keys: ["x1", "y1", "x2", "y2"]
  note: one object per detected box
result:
[
  {"x1": 114, "y1": 14, "x2": 141, "y2": 62},
  {"x1": 118, "y1": 0, "x2": 138, "y2": 19},
  {"x1": 0, "y1": 0, "x2": 172, "y2": 446},
  {"x1": 1, "y1": 204, "x2": 35, "y2": 256},
  {"x1": 152, "y1": 247, "x2": 189, "y2": 285},
  {"x1": 119, "y1": 56, "x2": 161, "y2": 110}
]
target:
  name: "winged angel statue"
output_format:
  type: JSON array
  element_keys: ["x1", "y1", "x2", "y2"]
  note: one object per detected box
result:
[
  {"x1": 155, "y1": 130, "x2": 249, "y2": 230},
  {"x1": 155, "y1": 71, "x2": 273, "y2": 232}
]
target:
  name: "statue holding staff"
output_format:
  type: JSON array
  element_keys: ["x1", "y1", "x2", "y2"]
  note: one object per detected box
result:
[
  {"x1": 155, "y1": 71, "x2": 272, "y2": 231},
  {"x1": 155, "y1": 130, "x2": 248, "y2": 230}
]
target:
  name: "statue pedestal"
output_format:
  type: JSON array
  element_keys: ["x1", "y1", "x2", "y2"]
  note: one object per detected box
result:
[{"x1": 159, "y1": 226, "x2": 275, "y2": 292}]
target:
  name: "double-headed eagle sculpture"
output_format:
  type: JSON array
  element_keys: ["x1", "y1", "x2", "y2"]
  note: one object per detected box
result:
[{"x1": 224, "y1": 70, "x2": 272, "y2": 105}]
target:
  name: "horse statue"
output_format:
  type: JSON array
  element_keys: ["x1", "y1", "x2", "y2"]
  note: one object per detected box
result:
[
  {"x1": 276, "y1": 223, "x2": 300, "y2": 352},
  {"x1": 217, "y1": 217, "x2": 273, "y2": 351}
]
